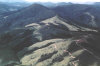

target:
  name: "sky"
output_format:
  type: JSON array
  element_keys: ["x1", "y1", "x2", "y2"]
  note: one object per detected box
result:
[{"x1": 0, "y1": 0, "x2": 100, "y2": 3}]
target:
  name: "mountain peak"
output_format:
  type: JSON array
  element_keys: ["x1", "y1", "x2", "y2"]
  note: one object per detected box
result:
[{"x1": 28, "y1": 3, "x2": 47, "y2": 9}]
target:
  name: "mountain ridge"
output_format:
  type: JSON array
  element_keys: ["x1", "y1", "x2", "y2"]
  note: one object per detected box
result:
[
  {"x1": 0, "y1": 3, "x2": 56, "y2": 33},
  {"x1": 0, "y1": 3, "x2": 100, "y2": 66}
]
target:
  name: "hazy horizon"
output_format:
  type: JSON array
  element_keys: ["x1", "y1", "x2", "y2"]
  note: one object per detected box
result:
[{"x1": 0, "y1": 0, "x2": 100, "y2": 4}]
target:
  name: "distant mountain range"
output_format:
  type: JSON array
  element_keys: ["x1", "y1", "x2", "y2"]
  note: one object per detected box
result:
[{"x1": 0, "y1": 2, "x2": 20, "y2": 14}]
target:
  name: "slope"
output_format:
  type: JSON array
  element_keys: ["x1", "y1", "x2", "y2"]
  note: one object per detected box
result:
[
  {"x1": 0, "y1": 16, "x2": 99, "y2": 66},
  {"x1": 0, "y1": 4, "x2": 56, "y2": 33},
  {"x1": 53, "y1": 4, "x2": 100, "y2": 28}
]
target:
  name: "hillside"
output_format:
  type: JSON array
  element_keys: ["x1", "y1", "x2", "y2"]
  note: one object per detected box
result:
[
  {"x1": 0, "y1": 16, "x2": 99, "y2": 66},
  {"x1": 0, "y1": 4, "x2": 56, "y2": 33},
  {"x1": 53, "y1": 4, "x2": 100, "y2": 28},
  {"x1": 0, "y1": 3, "x2": 100, "y2": 66}
]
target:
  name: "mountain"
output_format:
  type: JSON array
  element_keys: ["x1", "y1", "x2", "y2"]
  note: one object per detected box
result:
[
  {"x1": 93, "y1": 2, "x2": 100, "y2": 5},
  {"x1": 0, "y1": 2, "x2": 32, "y2": 18},
  {"x1": 0, "y1": 2, "x2": 21, "y2": 14},
  {"x1": 0, "y1": 4, "x2": 56, "y2": 33},
  {"x1": 0, "y1": 15, "x2": 99, "y2": 66},
  {"x1": 0, "y1": 3, "x2": 100, "y2": 66},
  {"x1": 1, "y1": 3, "x2": 100, "y2": 33},
  {"x1": 1, "y1": 3, "x2": 100, "y2": 30},
  {"x1": 53, "y1": 4, "x2": 100, "y2": 28},
  {"x1": 5, "y1": 2, "x2": 31, "y2": 7},
  {"x1": 0, "y1": 2, "x2": 30, "y2": 19}
]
